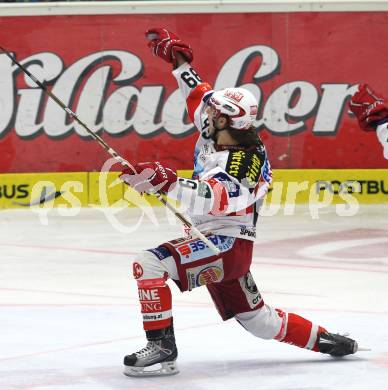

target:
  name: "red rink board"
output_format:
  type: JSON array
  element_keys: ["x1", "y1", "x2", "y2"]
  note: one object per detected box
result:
[{"x1": 1, "y1": 12, "x2": 388, "y2": 173}]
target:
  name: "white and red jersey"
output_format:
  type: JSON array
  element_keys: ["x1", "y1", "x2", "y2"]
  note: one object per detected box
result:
[{"x1": 167, "y1": 63, "x2": 272, "y2": 241}]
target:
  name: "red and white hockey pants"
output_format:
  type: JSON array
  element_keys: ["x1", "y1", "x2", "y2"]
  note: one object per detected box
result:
[{"x1": 132, "y1": 235, "x2": 326, "y2": 351}]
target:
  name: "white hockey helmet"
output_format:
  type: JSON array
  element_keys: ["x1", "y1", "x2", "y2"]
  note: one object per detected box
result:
[{"x1": 206, "y1": 87, "x2": 258, "y2": 130}]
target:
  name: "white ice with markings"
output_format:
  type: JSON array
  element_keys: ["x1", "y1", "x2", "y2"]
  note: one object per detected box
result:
[{"x1": 1, "y1": 205, "x2": 388, "y2": 390}]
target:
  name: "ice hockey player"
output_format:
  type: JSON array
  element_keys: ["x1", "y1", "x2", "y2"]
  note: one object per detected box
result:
[
  {"x1": 349, "y1": 84, "x2": 388, "y2": 159},
  {"x1": 119, "y1": 28, "x2": 358, "y2": 377}
]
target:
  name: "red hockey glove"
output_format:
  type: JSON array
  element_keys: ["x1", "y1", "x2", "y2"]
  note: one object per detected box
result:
[
  {"x1": 145, "y1": 27, "x2": 193, "y2": 65},
  {"x1": 119, "y1": 162, "x2": 177, "y2": 194},
  {"x1": 349, "y1": 84, "x2": 388, "y2": 132}
]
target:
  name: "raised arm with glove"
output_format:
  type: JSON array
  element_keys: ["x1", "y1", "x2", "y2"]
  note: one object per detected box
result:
[
  {"x1": 349, "y1": 84, "x2": 388, "y2": 159},
  {"x1": 145, "y1": 27, "x2": 193, "y2": 67}
]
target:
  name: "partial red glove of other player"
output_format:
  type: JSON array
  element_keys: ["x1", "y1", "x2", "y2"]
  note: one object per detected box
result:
[
  {"x1": 145, "y1": 28, "x2": 193, "y2": 65},
  {"x1": 119, "y1": 162, "x2": 177, "y2": 194},
  {"x1": 349, "y1": 84, "x2": 388, "y2": 132}
]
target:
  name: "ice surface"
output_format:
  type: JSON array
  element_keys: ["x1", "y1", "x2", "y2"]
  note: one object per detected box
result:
[{"x1": 1, "y1": 205, "x2": 387, "y2": 390}]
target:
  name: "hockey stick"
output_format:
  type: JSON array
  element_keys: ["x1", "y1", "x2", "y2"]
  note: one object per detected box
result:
[{"x1": 0, "y1": 47, "x2": 220, "y2": 255}]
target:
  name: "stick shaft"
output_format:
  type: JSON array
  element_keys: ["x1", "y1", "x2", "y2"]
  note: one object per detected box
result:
[
  {"x1": 0, "y1": 47, "x2": 220, "y2": 255},
  {"x1": 155, "y1": 194, "x2": 220, "y2": 254},
  {"x1": 0, "y1": 47, "x2": 124, "y2": 163}
]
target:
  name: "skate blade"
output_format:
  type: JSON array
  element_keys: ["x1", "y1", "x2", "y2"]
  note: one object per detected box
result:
[
  {"x1": 357, "y1": 346, "x2": 372, "y2": 352},
  {"x1": 124, "y1": 361, "x2": 179, "y2": 377}
]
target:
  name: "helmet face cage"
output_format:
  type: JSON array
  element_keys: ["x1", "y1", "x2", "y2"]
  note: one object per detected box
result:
[{"x1": 205, "y1": 88, "x2": 258, "y2": 130}]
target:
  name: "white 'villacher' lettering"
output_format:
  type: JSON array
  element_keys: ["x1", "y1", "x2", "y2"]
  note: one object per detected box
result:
[{"x1": 0, "y1": 47, "x2": 354, "y2": 139}]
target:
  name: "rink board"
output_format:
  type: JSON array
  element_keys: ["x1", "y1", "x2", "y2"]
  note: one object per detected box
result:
[
  {"x1": 2, "y1": 10, "x2": 388, "y2": 174},
  {"x1": 0, "y1": 169, "x2": 387, "y2": 209}
]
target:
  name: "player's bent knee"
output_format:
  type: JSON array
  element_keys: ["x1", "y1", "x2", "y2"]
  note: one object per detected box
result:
[
  {"x1": 235, "y1": 305, "x2": 282, "y2": 340},
  {"x1": 132, "y1": 251, "x2": 166, "y2": 280}
]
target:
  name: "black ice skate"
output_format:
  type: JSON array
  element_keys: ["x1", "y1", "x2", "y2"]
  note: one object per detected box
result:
[
  {"x1": 123, "y1": 321, "x2": 178, "y2": 377},
  {"x1": 318, "y1": 332, "x2": 358, "y2": 357}
]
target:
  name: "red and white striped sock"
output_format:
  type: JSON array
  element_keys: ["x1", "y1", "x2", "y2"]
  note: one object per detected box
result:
[
  {"x1": 274, "y1": 310, "x2": 326, "y2": 351},
  {"x1": 137, "y1": 277, "x2": 172, "y2": 331}
]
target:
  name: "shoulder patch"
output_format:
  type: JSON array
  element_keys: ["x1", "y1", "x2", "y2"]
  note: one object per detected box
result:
[
  {"x1": 147, "y1": 246, "x2": 172, "y2": 260},
  {"x1": 225, "y1": 149, "x2": 265, "y2": 187}
]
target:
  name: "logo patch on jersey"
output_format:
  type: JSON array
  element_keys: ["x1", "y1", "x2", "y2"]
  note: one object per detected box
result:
[
  {"x1": 239, "y1": 271, "x2": 262, "y2": 309},
  {"x1": 193, "y1": 143, "x2": 216, "y2": 179},
  {"x1": 226, "y1": 150, "x2": 246, "y2": 177},
  {"x1": 213, "y1": 172, "x2": 240, "y2": 197},
  {"x1": 244, "y1": 272, "x2": 259, "y2": 294},
  {"x1": 197, "y1": 266, "x2": 223, "y2": 286},
  {"x1": 173, "y1": 235, "x2": 235, "y2": 264},
  {"x1": 246, "y1": 153, "x2": 262, "y2": 186},
  {"x1": 147, "y1": 246, "x2": 171, "y2": 261},
  {"x1": 198, "y1": 182, "x2": 212, "y2": 198},
  {"x1": 226, "y1": 150, "x2": 264, "y2": 187},
  {"x1": 240, "y1": 226, "x2": 256, "y2": 238},
  {"x1": 133, "y1": 262, "x2": 144, "y2": 279},
  {"x1": 186, "y1": 258, "x2": 224, "y2": 290},
  {"x1": 261, "y1": 158, "x2": 272, "y2": 183}
]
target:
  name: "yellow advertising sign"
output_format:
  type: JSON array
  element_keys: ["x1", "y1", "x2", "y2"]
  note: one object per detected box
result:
[
  {"x1": 0, "y1": 172, "x2": 88, "y2": 209},
  {"x1": 0, "y1": 169, "x2": 387, "y2": 209},
  {"x1": 266, "y1": 169, "x2": 388, "y2": 205}
]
